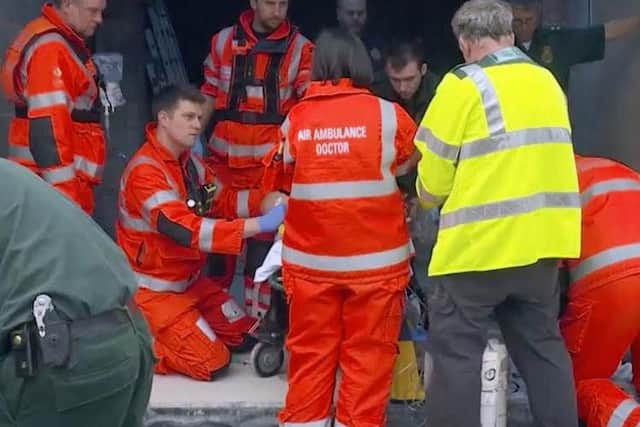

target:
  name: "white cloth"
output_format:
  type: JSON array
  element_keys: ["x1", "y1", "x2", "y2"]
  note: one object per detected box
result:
[{"x1": 254, "y1": 239, "x2": 283, "y2": 283}]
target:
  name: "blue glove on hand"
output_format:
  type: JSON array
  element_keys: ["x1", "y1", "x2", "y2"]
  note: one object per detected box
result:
[{"x1": 257, "y1": 203, "x2": 286, "y2": 233}]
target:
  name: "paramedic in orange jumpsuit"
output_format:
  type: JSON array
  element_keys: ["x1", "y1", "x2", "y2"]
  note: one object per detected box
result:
[
  {"x1": 200, "y1": 0, "x2": 313, "y2": 315},
  {"x1": 561, "y1": 155, "x2": 640, "y2": 427},
  {"x1": 116, "y1": 84, "x2": 287, "y2": 381},
  {"x1": 263, "y1": 28, "x2": 419, "y2": 427},
  {"x1": 1, "y1": 0, "x2": 107, "y2": 215}
]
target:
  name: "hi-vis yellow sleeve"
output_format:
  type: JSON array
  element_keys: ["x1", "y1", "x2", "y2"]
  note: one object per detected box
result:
[{"x1": 414, "y1": 73, "x2": 473, "y2": 209}]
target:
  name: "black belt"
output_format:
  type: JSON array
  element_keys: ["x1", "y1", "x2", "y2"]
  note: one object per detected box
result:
[
  {"x1": 0, "y1": 308, "x2": 130, "y2": 358},
  {"x1": 14, "y1": 105, "x2": 101, "y2": 124},
  {"x1": 214, "y1": 109, "x2": 285, "y2": 125}
]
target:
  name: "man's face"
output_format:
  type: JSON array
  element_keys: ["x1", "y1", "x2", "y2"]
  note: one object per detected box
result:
[
  {"x1": 159, "y1": 100, "x2": 203, "y2": 152},
  {"x1": 386, "y1": 60, "x2": 426, "y2": 101},
  {"x1": 336, "y1": 0, "x2": 367, "y2": 36},
  {"x1": 60, "y1": 0, "x2": 106, "y2": 39},
  {"x1": 512, "y1": 6, "x2": 541, "y2": 43},
  {"x1": 250, "y1": 0, "x2": 289, "y2": 32}
]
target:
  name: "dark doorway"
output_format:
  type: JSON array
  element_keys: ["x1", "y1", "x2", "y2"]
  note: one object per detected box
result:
[{"x1": 166, "y1": 0, "x2": 466, "y2": 85}]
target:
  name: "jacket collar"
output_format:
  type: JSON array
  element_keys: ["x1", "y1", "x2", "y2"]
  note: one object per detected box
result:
[
  {"x1": 238, "y1": 9, "x2": 292, "y2": 42},
  {"x1": 42, "y1": 3, "x2": 90, "y2": 57},
  {"x1": 145, "y1": 122, "x2": 190, "y2": 166},
  {"x1": 302, "y1": 79, "x2": 371, "y2": 100}
]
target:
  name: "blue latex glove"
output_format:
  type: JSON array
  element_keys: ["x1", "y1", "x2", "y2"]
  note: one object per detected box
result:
[{"x1": 257, "y1": 203, "x2": 286, "y2": 233}]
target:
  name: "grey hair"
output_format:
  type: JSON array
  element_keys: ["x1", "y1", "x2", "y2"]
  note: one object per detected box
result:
[{"x1": 452, "y1": 0, "x2": 514, "y2": 42}]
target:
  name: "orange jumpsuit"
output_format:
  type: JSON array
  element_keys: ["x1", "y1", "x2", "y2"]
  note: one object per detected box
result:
[
  {"x1": 200, "y1": 9, "x2": 313, "y2": 314},
  {"x1": 116, "y1": 123, "x2": 261, "y2": 381},
  {"x1": 265, "y1": 80, "x2": 417, "y2": 427},
  {"x1": 561, "y1": 155, "x2": 640, "y2": 426},
  {"x1": 0, "y1": 4, "x2": 105, "y2": 214}
]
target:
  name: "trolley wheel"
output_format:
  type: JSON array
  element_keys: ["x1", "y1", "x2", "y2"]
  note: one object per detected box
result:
[{"x1": 251, "y1": 341, "x2": 285, "y2": 377}]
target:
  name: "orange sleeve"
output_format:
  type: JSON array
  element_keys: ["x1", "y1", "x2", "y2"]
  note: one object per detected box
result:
[
  {"x1": 292, "y1": 36, "x2": 314, "y2": 99},
  {"x1": 126, "y1": 163, "x2": 244, "y2": 255},
  {"x1": 25, "y1": 41, "x2": 83, "y2": 205},
  {"x1": 394, "y1": 104, "x2": 418, "y2": 166},
  {"x1": 200, "y1": 30, "x2": 225, "y2": 99}
]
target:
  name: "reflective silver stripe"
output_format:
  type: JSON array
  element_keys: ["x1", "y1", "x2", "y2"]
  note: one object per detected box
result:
[
  {"x1": 581, "y1": 179, "x2": 640, "y2": 207},
  {"x1": 204, "y1": 75, "x2": 219, "y2": 89},
  {"x1": 41, "y1": 164, "x2": 75, "y2": 184},
  {"x1": 281, "y1": 116, "x2": 294, "y2": 164},
  {"x1": 210, "y1": 136, "x2": 274, "y2": 158},
  {"x1": 439, "y1": 191, "x2": 581, "y2": 229},
  {"x1": 280, "y1": 86, "x2": 292, "y2": 102},
  {"x1": 135, "y1": 272, "x2": 194, "y2": 293},
  {"x1": 245, "y1": 85, "x2": 263, "y2": 99},
  {"x1": 606, "y1": 399, "x2": 639, "y2": 427},
  {"x1": 203, "y1": 55, "x2": 216, "y2": 73},
  {"x1": 237, "y1": 190, "x2": 250, "y2": 218},
  {"x1": 220, "y1": 65, "x2": 232, "y2": 80},
  {"x1": 571, "y1": 244, "x2": 640, "y2": 284},
  {"x1": 296, "y1": 77, "x2": 310, "y2": 98},
  {"x1": 141, "y1": 190, "x2": 181, "y2": 219},
  {"x1": 118, "y1": 207, "x2": 153, "y2": 232},
  {"x1": 216, "y1": 27, "x2": 232, "y2": 59},
  {"x1": 283, "y1": 242, "x2": 412, "y2": 272},
  {"x1": 27, "y1": 91, "x2": 69, "y2": 110},
  {"x1": 74, "y1": 155, "x2": 103, "y2": 179},
  {"x1": 121, "y1": 155, "x2": 180, "y2": 193},
  {"x1": 416, "y1": 126, "x2": 459, "y2": 161},
  {"x1": 290, "y1": 98, "x2": 398, "y2": 200},
  {"x1": 198, "y1": 218, "x2": 216, "y2": 252},
  {"x1": 287, "y1": 33, "x2": 309, "y2": 87},
  {"x1": 417, "y1": 181, "x2": 444, "y2": 206},
  {"x1": 459, "y1": 64, "x2": 505, "y2": 135},
  {"x1": 196, "y1": 317, "x2": 217, "y2": 341},
  {"x1": 283, "y1": 420, "x2": 331, "y2": 427},
  {"x1": 21, "y1": 33, "x2": 96, "y2": 107},
  {"x1": 8, "y1": 144, "x2": 34, "y2": 162},
  {"x1": 459, "y1": 127, "x2": 572, "y2": 160}
]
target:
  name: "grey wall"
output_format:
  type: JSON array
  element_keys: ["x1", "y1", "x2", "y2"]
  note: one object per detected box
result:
[
  {"x1": 0, "y1": 0, "x2": 150, "y2": 235},
  {"x1": 567, "y1": 0, "x2": 640, "y2": 169}
]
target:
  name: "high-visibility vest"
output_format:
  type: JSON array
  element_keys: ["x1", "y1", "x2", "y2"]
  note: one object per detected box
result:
[
  {"x1": 566, "y1": 155, "x2": 640, "y2": 297},
  {"x1": 415, "y1": 47, "x2": 581, "y2": 276},
  {"x1": 277, "y1": 79, "x2": 417, "y2": 281},
  {"x1": 201, "y1": 9, "x2": 313, "y2": 181}
]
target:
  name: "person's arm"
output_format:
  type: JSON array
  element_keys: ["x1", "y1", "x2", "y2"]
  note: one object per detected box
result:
[
  {"x1": 393, "y1": 105, "x2": 420, "y2": 177},
  {"x1": 25, "y1": 42, "x2": 83, "y2": 205},
  {"x1": 262, "y1": 115, "x2": 297, "y2": 193},
  {"x1": 126, "y1": 164, "x2": 279, "y2": 255},
  {"x1": 605, "y1": 15, "x2": 640, "y2": 41},
  {"x1": 291, "y1": 35, "x2": 314, "y2": 99},
  {"x1": 200, "y1": 30, "x2": 225, "y2": 132},
  {"x1": 413, "y1": 74, "x2": 469, "y2": 209}
]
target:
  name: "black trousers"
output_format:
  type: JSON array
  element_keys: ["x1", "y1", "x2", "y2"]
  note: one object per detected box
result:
[{"x1": 425, "y1": 259, "x2": 578, "y2": 427}]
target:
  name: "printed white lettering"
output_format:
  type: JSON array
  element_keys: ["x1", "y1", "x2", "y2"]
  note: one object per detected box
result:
[
  {"x1": 315, "y1": 142, "x2": 350, "y2": 156},
  {"x1": 313, "y1": 126, "x2": 367, "y2": 141}
]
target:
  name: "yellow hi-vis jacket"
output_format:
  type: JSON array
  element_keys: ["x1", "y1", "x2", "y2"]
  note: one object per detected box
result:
[{"x1": 415, "y1": 47, "x2": 581, "y2": 276}]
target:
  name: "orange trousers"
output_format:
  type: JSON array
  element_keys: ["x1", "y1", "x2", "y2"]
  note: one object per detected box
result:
[
  {"x1": 278, "y1": 272, "x2": 407, "y2": 427},
  {"x1": 560, "y1": 275, "x2": 640, "y2": 426},
  {"x1": 134, "y1": 276, "x2": 256, "y2": 381}
]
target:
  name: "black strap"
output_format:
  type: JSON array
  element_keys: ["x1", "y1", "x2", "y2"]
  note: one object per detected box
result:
[
  {"x1": 15, "y1": 105, "x2": 101, "y2": 123},
  {"x1": 213, "y1": 109, "x2": 285, "y2": 125},
  {"x1": 221, "y1": 24, "x2": 296, "y2": 124}
]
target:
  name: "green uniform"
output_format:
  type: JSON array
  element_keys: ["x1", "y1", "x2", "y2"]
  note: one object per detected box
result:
[
  {"x1": 519, "y1": 25, "x2": 605, "y2": 92},
  {"x1": 0, "y1": 159, "x2": 154, "y2": 427}
]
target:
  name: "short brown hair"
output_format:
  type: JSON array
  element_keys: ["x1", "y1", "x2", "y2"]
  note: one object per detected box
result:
[
  {"x1": 151, "y1": 84, "x2": 205, "y2": 119},
  {"x1": 311, "y1": 27, "x2": 373, "y2": 88}
]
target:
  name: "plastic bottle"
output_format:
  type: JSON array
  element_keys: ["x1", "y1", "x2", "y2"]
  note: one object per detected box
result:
[{"x1": 481, "y1": 338, "x2": 509, "y2": 427}]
